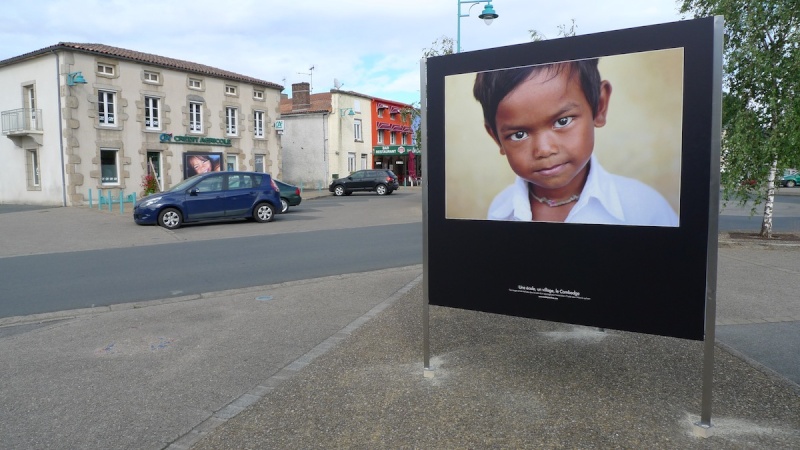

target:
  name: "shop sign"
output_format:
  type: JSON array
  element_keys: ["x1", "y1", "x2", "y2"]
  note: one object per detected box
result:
[
  {"x1": 159, "y1": 133, "x2": 232, "y2": 147},
  {"x1": 373, "y1": 145, "x2": 420, "y2": 156}
]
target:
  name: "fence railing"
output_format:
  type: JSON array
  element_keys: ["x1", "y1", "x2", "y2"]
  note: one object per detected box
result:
[
  {"x1": 89, "y1": 189, "x2": 137, "y2": 214},
  {"x1": 1, "y1": 108, "x2": 42, "y2": 134}
]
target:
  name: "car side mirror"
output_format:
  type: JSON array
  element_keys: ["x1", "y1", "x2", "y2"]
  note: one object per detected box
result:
[{"x1": 189, "y1": 188, "x2": 199, "y2": 196}]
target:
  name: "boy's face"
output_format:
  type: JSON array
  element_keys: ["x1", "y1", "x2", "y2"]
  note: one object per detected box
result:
[{"x1": 487, "y1": 67, "x2": 611, "y2": 196}]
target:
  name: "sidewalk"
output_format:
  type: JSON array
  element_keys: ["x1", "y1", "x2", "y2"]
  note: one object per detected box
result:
[{"x1": 187, "y1": 259, "x2": 800, "y2": 449}]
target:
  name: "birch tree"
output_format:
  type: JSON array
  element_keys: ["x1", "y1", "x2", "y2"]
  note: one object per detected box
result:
[{"x1": 681, "y1": 0, "x2": 800, "y2": 237}]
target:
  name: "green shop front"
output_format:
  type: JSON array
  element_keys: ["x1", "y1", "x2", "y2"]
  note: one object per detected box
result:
[{"x1": 373, "y1": 145, "x2": 420, "y2": 186}]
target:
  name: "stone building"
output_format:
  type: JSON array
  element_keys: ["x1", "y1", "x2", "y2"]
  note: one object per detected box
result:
[{"x1": 0, "y1": 42, "x2": 283, "y2": 206}]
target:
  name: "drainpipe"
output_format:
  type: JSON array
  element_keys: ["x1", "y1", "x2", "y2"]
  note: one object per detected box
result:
[
  {"x1": 52, "y1": 49, "x2": 68, "y2": 207},
  {"x1": 323, "y1": 113, "x2": 329, "y2": 188}
]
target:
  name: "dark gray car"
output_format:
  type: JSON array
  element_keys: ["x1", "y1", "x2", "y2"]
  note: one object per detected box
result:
[{"x1": 328, "y1": 169, "x2": 399, "y2": 196}]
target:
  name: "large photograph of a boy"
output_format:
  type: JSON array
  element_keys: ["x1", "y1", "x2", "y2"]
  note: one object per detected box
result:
[{"x1": 445, "y1": 48, "x2": 682, "y2": 226}]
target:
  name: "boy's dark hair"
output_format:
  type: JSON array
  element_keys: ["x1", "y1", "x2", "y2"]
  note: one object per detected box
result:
[{"x1": 473, "y1": 59, "x2": 601, "y2": 137}]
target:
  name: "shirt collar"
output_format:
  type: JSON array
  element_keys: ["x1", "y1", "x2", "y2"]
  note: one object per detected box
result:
[
  {"x1": 569, "y1": 154, "x2": 626, "y2": 222},
  {"x1": 498, "y1": 155, "x2": 627, "y2": 223}
]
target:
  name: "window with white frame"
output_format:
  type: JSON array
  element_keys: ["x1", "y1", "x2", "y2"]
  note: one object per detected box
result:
[
  {"x1": 144, "y1": 96, "x2": 160, "y2": 130},
  {"x1": 97, "y1": 63, "x2": 115, "y2": 76},
  {"x1": 253, "y1": 90, "x2": 264, "y2": 100},
  {"x1": 188, "y1": 78, "x2": 202, "y2": 90},
  {"x1": 226, "y1": 107, "x2": 238, "y2": 136},
  {"x1": 354, "y1": 119, "x2": 362, "y2": 141},
  {"x1": 377, "y1": 130, "x2": 384, "y2": 144},
  {"x1": 98, "y1": 90, "x2": 116, "y2": 126},
  {"x1": 26, "y1": 148, "x2": 40, "y2": 189},
  {"x1": 390, "y1": 131, "x2": 396, "y2": 145},
  {"x1": 227, "y1": 155, "x2": 237, "y2": 171},
  {"x1": 348, "y1": 152, "x2": 356, "y2": 173},
  {"x1": 225, "y1": 85, "x2": 238, "y2": 96},
  {"x1": 390, "y1": 112, "x2": 397, "y2": 120},
  {"x1": 144, "y1": 71, "x2": 160, "y2": 83},
  {"x1": 189, "y1": 101, "x2": 203, "y2": 133},
  {"x1": 361, "y1": 154, "x2": 367, "y2": 170},
  {"x1": 377, "y1": 108, "x2": 384, "y2": 118},
  {"x1": 255, "y1": 154, "x2": 265, "y2": 172},
  {"x1": 402, "y1": 133, "x2": 407, "y2": 145},
  {"x1": 254, "y1": 110, "x2": 264, "y2": 138},
  {"x1": 24, "y1": 84, "x2": 37, "y2": 130},
  {"x1": 100, "y1": 149, "x2": 119, "y2": 184}
]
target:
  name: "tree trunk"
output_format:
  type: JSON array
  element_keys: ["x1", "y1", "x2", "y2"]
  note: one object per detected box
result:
[{"x1": 759, "y1": 157, "x2": 778, "y2": 238}]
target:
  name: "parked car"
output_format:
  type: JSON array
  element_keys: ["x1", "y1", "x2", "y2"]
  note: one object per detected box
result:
[
  {"x1": 328, "y1": 169, "x2": 399, "y2": 196},
  {"x1": 133, "y1": 171, "x2": 281, "y2": 229},
  {"x1": 275, "y1": 180, "x2": 302, "y2": 213},
  {"x1": 780, "y1": 170, "x2": 800, "y2": 188}
]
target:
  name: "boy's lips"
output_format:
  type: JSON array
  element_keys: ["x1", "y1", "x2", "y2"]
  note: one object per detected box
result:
[{"x1": 535, "y1": 163, "x2": 567, "y2": 177}]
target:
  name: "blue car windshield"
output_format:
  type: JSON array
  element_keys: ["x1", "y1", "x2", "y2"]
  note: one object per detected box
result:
[{"x1": 167, "y1": 174, "x2": 203, "y2": 193}]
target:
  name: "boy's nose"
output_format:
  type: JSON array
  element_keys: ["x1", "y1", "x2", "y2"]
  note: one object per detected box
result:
[{"x1": 531, "y1": 132, "x2": 558, "y2": 158}]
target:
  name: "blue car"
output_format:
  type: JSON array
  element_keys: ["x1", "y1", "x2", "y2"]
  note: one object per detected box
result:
[{"x1": 134, "y1": 171, "x2": 281, "y2": 229}]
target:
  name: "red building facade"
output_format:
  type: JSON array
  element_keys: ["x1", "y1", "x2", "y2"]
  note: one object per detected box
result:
[{"x1": 371, "y1": 98, "x2": 418, "y2": 185}]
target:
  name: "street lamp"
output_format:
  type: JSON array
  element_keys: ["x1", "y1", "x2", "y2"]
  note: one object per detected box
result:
[
  {"x1": 339, "y1": 108, "x2": 355, "y2": 117},
  {"x1": 457, "y1": 1, "x2": 499, "y2": 53}
]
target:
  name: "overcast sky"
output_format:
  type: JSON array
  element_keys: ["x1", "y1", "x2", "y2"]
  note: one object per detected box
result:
[{"x1": 1, "y1": 1, "x2": 690, "y2": 105}]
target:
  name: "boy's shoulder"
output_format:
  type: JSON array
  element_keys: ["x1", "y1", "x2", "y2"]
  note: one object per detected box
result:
[{"x1": 602, "y1": 172, "x2": 678, "y2": 226}]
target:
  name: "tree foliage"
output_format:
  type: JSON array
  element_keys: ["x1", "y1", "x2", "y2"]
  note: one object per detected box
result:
[
  {"x1": 681, "y1": 1, "x2": 800, "y2": 235},
  {"x1": 422, "y1": 36, "x2": 455, "y2": 57},
  {"x1": 529, "y1": 19, "x2": 578, "y2": 41}
]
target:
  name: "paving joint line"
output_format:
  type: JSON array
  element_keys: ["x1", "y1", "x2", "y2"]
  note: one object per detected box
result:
[{"x1": 163, "y1": 271, "x2": 423, "y2": 450}]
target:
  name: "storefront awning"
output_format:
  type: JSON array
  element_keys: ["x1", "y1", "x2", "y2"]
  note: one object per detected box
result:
[{"x1": 376, "y1": 122, "x2": 393, "y2": 130}]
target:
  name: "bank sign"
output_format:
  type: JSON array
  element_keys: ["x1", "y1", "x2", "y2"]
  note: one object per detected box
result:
[
  {"x1": 373, "y1": 145, "x2": 420, "y2": 156},
  {"x1": 159, "y1": 133, "x2": 232, "y2": 147}
]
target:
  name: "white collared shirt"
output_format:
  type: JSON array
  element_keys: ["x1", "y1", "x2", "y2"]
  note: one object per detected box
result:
[{"x1": 487, "y1": 155, "x2": 679, "y2": 227}]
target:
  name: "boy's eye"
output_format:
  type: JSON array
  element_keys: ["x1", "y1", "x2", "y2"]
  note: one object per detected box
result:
[
  {"x1": 508, "y1": 131, "x2": 528, "y2": 141},
  {"x1": 554, "y1": 117, "x2": 573, "y2": 128}
]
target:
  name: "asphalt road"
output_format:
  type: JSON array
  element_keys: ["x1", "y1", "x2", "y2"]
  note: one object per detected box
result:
[
  {"x1": 0, "y1": 190, "x2": 423, "y2": 319},
  {"x1": 718, "y1": 189, "x2": 800, "y2": 232},
  {"x1": 0, "y1": 223, "x2": 422, "y2": 319}
]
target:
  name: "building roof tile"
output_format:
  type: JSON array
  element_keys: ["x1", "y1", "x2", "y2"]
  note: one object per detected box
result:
[{"x1": 0, "y1": 42, "x2": 283, "y2": 90}]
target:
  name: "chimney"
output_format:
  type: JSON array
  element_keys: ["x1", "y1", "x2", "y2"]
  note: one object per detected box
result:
[{"x1": 291, "y1": 82, "x2": 311, "y2": 111}]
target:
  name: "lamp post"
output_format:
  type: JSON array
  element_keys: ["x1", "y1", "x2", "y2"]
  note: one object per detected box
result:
[{"x1": 457, "y1": 1, "x2": 499, "y2": 53}]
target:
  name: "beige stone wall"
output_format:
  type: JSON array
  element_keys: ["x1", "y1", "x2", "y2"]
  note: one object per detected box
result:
[{"x1": 62, "y1": 51, "x2": 283, "y2": 205}]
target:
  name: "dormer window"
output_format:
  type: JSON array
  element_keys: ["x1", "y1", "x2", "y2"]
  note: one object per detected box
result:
[
  {"x1": 97, "y1": 63, "x2": 115, "y2": 76},
  {"x1": 144, "y1": 71, "x2": 160, "y2": 83}
]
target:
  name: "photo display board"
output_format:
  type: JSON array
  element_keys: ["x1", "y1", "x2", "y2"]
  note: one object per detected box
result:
[
  {"x1": 183, "y1": 152, "x2": 224, "y2": 179},
  {"x1": 425, "y1": 17, "x2": 720, "y2": 340}
]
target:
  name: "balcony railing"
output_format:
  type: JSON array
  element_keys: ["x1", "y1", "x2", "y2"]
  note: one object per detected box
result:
[{"x1": 1, "y1": 108, "x2": 42, "y2": 135}]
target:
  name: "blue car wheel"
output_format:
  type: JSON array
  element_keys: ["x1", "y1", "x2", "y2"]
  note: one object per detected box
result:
[
  {"x1": 158, "y1": 208, "x2": 182, "y2": 230},
  {"x1": 254, "y1": 202, "x2": 275, "y2": 223}
]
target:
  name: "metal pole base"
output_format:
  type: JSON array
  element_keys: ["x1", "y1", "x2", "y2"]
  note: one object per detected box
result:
[
  {"x1": 692, "y1": 422, "x2": 715, "y2": 438},
  {"x1": 423, "y1": 367, "x2": 435, "y2": 378}
]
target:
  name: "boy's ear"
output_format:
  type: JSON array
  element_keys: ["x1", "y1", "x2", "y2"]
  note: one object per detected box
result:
[
  {"x1": 484, "y1": 122, "x2": 503, "y2": 152},
  {"x1": 593, "y1": 80, "x2": 612, "y2": 128}
]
